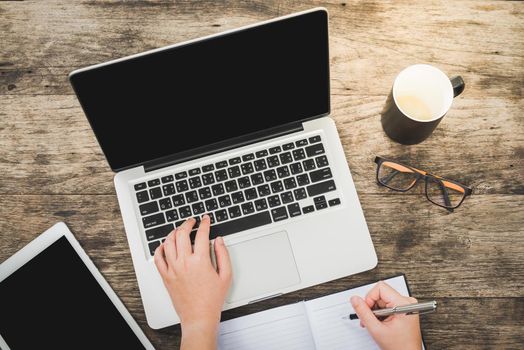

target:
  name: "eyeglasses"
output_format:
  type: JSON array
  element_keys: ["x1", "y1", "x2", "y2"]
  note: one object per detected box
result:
[{"x1": 374, "y1": 156, "x2": 472, "y2": 211}]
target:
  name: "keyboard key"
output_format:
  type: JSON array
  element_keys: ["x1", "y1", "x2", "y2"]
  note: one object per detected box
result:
[
  {"x1": 267, "y1": 195, "x2": 281, "y2": 208},
  {"x1": 287, "y1": 203, "x2": 301, "y2": 217},
  {"x1": 293, "y1": 188, "x2": 307, "y2": 200},
  {"x1": 162, "y1": 183, "x2": 176, "y2": 196},
  {"x1": 176, "y1": 180, "x2": 189, "y2": 192},
  {"x1": 238, "y1": 176, "x2": 251, "y2": 189},
  {"x1": 228, "y1": 166, "x2": 241, "y2": 178},
  {"x1": 267, "y1": 156, "x2": 280, "y2": 168},
  {"x1": 149, "y1": 187, "x2": 162, "y2": 200},
  {"x1": 159, "y1": 198, "x2": 172, "y2": 210},
  {"x1": 172, "y1": 194, "x2": 185, "y2": 206},
  {"x1": 283, "y1": 142, "x2": 295, "y2": 150},
  {"x1": 198, "y1": 187, "x2": 212, "y2": 200},
  {"x1": 185, "y1": 190, "x2": 199, "y2": 203},
  {"x1": 290, "y1": 162, "x2": 303, "y2": 175},
  {"x1": 216, "y1": 161, "x2": 228, "y2": 169},
  {"x1": 269, "y1": 146, "x2": 282, "y2": 154},
  {"x1": 254, "y1": 159, "x2": 267, "y2": 171},
  {"x1": 175, "y1": 219, "x2": 186, "y2": 228},
  {"x1": 297, "y1": 174, "x2": 310, "y2": 186},
  {"x1": 315, "y1": 201, "x2": 328, "y2": 210},
  {"x1": 148, "y1": 241, "x2": 160, "y2": 256},
  {"x1": 179, "y1": 206, "x2": 192, "y2": 218},
  {"x1": 295, "y1": 139, "x2": 308, "y2": 147},
  {"x1": 279, "y1": 152, "x2": 293, "y2": 164},
  {"x1": 225, "y1": 180, "x2": 238, "y2": 192},
  {"x1": 314, "y1": 196, "x2": 326, "y2": 204},
  {"x1": 148, "y1": 179, "x2": 160, "y2": 187},
  {"x1": 194, "y1": 216, "x2": 201, "y2": 228},
  {"x1": 189, "y1": 168, "x2": 201, "y2": 176},
  {"x1": 134, "y1": 182, "x2": 146, "y2": 191},
  {"x1": 145, "y1": 223, "x2": 173, "y2": 241},
  {"x1": 189, "y1": 176, "x2": 202, "y2": 189},
  {"x1": 271, "y1": 207, "x2": 288, "y2": 222},
  {"x1": 270, "y1": 180, "x2": 284, "y2": 193},
  {"x1": 241, "y1": 202, "x2": 255, "y2": 215},
  {"x1": 292, "y1": 149, "x2": 306, "y2": 161},
  {"x1": 293, "y1": 188, "x2": 307, "y2": 201},
  {"x1": 277, "y1": 166, "x2": 290, "y2": 178},
  {"x1": 280, "y1": 191, "x2": 294, "y2": 204},
  {"x1": 161, "y1": 175, "x2": 174, "y2": 183},
  {"x1": 255, "y1": 198, "x2": 268, "y2": 211},
  {"x1": 165, "y1": 209, "x2": 179, "y2": 222},
  {"x1": 250, "y1": 173, "x2": 264, "y2": 185},
  {"x1": 284, "y1": 177, "x2": 297, "y2": 190},
  {"x1": 303, "y1": 159, "x2": 316, "y2": 171},
  {"x1": 202, "y1": 164, "x2": 215, "y2": 172},
  {"x1": 242, "y1": 153, "x2": 255, "y2": 161},
  {"x1": 139, "y1": 201, "x2": 159, "y2": 216},
  {"x1": 136, "y1": 190, "x2": 149, "y2": 203},
  {"x1": 229, "y1": 157, "x2": 241, "y2": 165},
  {"x1": 192, "y1": 202, "x2": 205, "y2": 215},
  {"x1": 228, "y1": 205, "x2": 242, "y2": 219},
  {"x1": 309, "y1": 168, "x2": 332, "y2": 182},
  {"x1": 231, "y1": 191, "x2": 245, "y2": 204},
  {"x1": 329, "y1": 198, "x2": 341, "y2": 206},
  {"x1": 307, "y1": 180, "x2": 336, "y2": 197},
  {"x1": 205, "y1": 198, "x2": 218, "y2": 211},
  {"x1": 215, "y1": 209, "x2": 228, "y2": 222},
  {"x1": 305, "y1": 143, "x2": 325, "y2": 157},
  {"x1": 215, "y1": 169, "x2": 228, "y2": 182},
  {"x1": 143, "y1": 213, "x2": 165, "y2": 228},
  {"x1": 207, "y1": 212, "x2": 215, "y2": 224},
  {"x1": 303, "y1": 205, "x2": 315, "y2": 214},
  {"x1": 175, "y1": 171, "x2": 187, "y2": 180},
  {"x1": 255, "y1": 150, "x2": 268, "y2": 158},
  {"x1": 316, "y1": 155, "x2": 329, "y2": 168},
  {"x1": 263, "y1": 169, "x2": 277, "y2": 182},
  {"x1": 257, "y1": 184, "x2": 271, "y2": 197},
  {"x1": 218, "y1": 195, "x2": 232, "y2": 207},
  {"x1": 309, "y1": 135, "x2": 321, "y2": 143},
  {"x1": 244, "y1": 188, "x2": 258, "y2": 200},
  {"x1": 212, "y1": 183, "x2": 225, "y2": 196},
  {"x1": 209, "y1": 211, "x2": 272, "y2": 239},
  {"x1": 241, "y1": 163, "x2": 254, "y2": 175},
  {"x1": 202, "y1": 173, "x2": 215, "y2": 185}
]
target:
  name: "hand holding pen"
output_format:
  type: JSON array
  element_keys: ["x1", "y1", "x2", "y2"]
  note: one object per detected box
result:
[{"x1": 350, "y1": 281, "x2": 424, "y2": 350}]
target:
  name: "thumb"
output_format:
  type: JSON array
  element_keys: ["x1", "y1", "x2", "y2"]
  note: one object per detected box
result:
[
  {"x1": 351, "y1": 296, "x2": 382, "y2": 333},
  {"x1": 214, "y1": 237, "x2": 232, "y2": 284}
]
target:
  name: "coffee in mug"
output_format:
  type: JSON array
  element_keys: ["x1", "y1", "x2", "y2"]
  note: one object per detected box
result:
[{"x1": 381, "y1": 64, "x2": 465, "y2": 144}]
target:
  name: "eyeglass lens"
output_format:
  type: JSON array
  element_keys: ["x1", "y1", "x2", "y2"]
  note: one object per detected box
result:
[
  {"x1": 377, "y1": 161, "x2": 418, "y2": 190},
  {"x1": 426, "y1": 177, "x2": 465, "y2": 208}
]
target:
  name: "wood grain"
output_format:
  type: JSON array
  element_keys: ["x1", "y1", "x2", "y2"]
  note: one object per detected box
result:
[{"x1": 0, "y1": 0, "x2": 523, "y2": 349}]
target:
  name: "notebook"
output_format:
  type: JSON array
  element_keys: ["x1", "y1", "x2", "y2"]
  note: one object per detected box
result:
[{"x1": 218, "y1": 275, "x2": 419, "y2": 350}]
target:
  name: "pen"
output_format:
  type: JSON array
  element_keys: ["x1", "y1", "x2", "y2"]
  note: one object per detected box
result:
[{"x1": 343, "y1": 300, "x2": 437, "y2": 320}]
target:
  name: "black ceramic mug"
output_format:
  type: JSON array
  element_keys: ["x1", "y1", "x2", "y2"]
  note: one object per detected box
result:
[{"x1": 381, "y1": 64, "x2": 465, "y2": 145}]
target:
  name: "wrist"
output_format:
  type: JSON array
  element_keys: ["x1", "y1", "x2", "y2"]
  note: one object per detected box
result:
[{"x1": 181, "y1": 318, "x2": 219, "y2": 339}]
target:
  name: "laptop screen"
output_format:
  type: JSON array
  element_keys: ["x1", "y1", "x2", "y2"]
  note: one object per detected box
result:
[{"x1": 70, "y1": 10, "x2": 329, "y2": 171}]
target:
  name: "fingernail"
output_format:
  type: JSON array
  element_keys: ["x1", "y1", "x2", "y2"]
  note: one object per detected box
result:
[
  {"x1": 350, "y1": 296, "x2": 359, "y2": 307},
  {"x1": 216, "y1": 236, "x2": 224, "y2": 245},
  {"x1": 203, "y1": 214, "x2": 209, "y2": 220}
]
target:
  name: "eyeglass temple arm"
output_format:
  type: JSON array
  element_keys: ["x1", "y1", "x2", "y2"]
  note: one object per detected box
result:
[{"x1": 436, "y1": 180, "x2": 454, "y2": 212}]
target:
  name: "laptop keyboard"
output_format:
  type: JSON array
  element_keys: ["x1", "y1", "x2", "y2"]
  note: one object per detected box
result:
[{"x1": 134, "y1": 135, "x2": 341, "y2": 256}]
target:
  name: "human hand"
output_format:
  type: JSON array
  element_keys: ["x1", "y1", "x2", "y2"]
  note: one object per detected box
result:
[
  {"x1": 154, "y1": 215, "x2": 232, "y2": 350},
  {"x1": 350, "y1": 281, "x2": 422, "y2": 350}
]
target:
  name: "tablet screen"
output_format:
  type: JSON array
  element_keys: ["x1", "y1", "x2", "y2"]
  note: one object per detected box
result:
[{"x1": 0, "y1": 236, "x2": 147, "y2": 349}]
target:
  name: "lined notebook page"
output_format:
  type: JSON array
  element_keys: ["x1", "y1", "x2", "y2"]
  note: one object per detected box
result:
[
  {"x1": 305, "y1": 275, "x2": 410, "y2": 350},
  {"x1": 218, "y1": 302, "x2": 315, "y2": 350}
]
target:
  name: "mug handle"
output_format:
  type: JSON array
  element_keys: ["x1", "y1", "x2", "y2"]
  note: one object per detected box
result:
[{"x1": 450, "y1": 76, "x2": 465, "y2": 97}]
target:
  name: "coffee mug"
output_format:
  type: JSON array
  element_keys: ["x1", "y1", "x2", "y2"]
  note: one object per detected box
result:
[{"x1": 381, "y1": 64, "x2": 465, "y2": 145}]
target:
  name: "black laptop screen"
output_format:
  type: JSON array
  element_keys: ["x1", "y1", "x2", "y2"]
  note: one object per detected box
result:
[{"x1": 70, "y1": 10, "x2": 329, "y2": 171}]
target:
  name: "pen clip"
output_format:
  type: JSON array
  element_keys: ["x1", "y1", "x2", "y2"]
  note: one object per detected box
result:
[{"x1": 406, "y1": 308, "x2": 436, "y2": 315}]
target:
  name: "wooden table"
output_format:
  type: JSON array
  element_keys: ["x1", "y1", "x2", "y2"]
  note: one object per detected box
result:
[{"x1": 1, "y1": 1, "x2": 523, "y2": 348}]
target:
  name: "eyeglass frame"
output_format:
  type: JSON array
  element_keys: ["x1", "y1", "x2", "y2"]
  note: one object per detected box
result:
[{"x1": 374, "y1": 156, "x2": 473, "y2": 211}]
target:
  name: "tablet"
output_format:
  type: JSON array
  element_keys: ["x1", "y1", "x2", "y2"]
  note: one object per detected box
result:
[{"x1": 0, "y1": 222, "x2": 155, "y2": 349}]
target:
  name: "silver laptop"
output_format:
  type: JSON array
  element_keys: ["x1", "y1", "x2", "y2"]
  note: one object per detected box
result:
[{"x1": 69, "y1": 8, "x2": 377, "y2": 329}]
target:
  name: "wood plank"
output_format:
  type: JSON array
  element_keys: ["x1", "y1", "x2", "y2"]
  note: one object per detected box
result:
[
  {"x1": 1, "y1": 94, "x2": 522, "y2": 195},
  {"x1": 1, "y1": 194, "x2": 522, "y2": 298}
]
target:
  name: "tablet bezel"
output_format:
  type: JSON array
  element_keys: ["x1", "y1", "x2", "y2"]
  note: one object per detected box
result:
[{"x1": 0, "y1": 222, "x2": 155, "y2": 350}]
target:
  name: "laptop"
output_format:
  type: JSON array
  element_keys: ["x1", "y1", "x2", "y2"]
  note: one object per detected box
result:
[{"x1": 69, "y1": 8, "x2": 377, "y2": 329}]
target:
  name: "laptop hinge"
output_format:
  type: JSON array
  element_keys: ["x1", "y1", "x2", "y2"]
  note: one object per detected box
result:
[{"x1": 143, "y1": 123, "x2": 304, "y2": 173}]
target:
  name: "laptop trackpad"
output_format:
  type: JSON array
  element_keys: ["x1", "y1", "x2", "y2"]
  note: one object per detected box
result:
[{"x1": 225, "y1": 230, "x2": 300, "y2": 304}]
